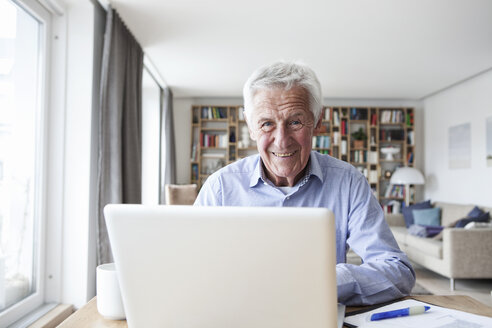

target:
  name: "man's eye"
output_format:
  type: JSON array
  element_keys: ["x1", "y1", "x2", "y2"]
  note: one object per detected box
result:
[
  {"x1": 260, "y1": 122, "x2": 274, "y2": 131},
  {"x1": 289, "y1": 120, "x2": 304, "y2": 130}
]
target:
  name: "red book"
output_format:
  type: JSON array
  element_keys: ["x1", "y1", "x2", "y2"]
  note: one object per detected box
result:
[{"x1": 371, "y1": 113, "x2": 377, "y2": 125}]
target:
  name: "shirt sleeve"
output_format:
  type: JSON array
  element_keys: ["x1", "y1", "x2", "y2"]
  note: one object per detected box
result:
[
  {"x1": 193, "y1": 173, "x2": 222, "y2": 206},
  {"x1": 336, "y1": 175, "x2": 415, "y2": 306}
]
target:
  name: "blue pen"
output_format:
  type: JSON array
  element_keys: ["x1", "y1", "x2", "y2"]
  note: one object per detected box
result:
[{"x1": 370, "y1": 306, "x2": 431, "y2": 321}]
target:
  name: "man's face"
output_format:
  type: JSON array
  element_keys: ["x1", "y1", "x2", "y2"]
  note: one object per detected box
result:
[{"x1": 247, "y1": 86, "x2": 321, "y2": 187}]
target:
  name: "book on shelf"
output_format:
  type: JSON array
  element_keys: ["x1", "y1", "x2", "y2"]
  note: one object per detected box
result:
[
  {"x1": 384, "y1": 184, "x2": 404, "y2": 198},
  {"x1": 391, "y1": 201, "x2": 401, "y2": 214},
  {"x1": 333, "y1": 132, "x2": 340, "y2": 145},
  {"x1": 384, "y1": 184, "x2": 392, "y2": 197},
  {"x1": 382, "y1": 204, "x2": 393, "y2": 214},
  {"x1": 350, "y1": 107, "x2": 368, "y2": 120},
  {"x1": 312, "y1": 135, "x2": 331, "y2": 149},
  {"x1": 324, "y1": 107, "x2": 331, "y2": 121},
  {"x1": 383, "y1": 200, "x2": 401, "y2": 214},
  {"x1": 341, "y1": 120, "x2": 347, "y2": 135},
  {"x1": 368, "y1": 170, "x2": 378, "y2": 184},
  {"x1": 322, "y1": 136, "x2": 330, "y2": 148},
  {"x1": 201, "y1": 133, "x2": 228, "y2": 148},
  {"x1": 350, "y1": 108, "x2": 358, "y2": 120},
  {"x1": 367, "y1": 151, "x2": 378, "y2": 164},
  {"x1": 190, "y1": 144, "x2": 198, "y2": 162},
  {"x1": 407, "y1": 151, "x2": 414, "y2": 164},
  {"x1": 341, "y1": 140, "x2": 347, "y2": 155},
  {"x1": 370, "y1": 113, "x2": 377, "y2": 126},
  {"x1": 201, "y1": 106, "x2": 227, "y2": 119},
  {"x1": 333, "y1": 111, "x2": 340, "y2": 126},
  {"x1": 406, "y1": 111, "x2": 414, "y2": 127},
  {"x1": 191, "y1": 163, "x2": 199, "y2": 181},
  {"x1": 380, "y1": 109, "x2": 404, "y2": 124},
  {"x1": 316, "y1": 149, "x2": 330, "y2": 155},
  {"x1": 238, "y1": 107, "x2": 244, "y2": 120},
  {"x1": 407, "y1": 130, "x2": 415, "y2": 145},
  {"x1": 352, "y1": 150, "x2": 366, "y2": 163}
]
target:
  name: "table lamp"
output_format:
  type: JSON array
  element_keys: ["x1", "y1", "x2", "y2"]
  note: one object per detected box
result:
[{"x1": 389, "y1": 167, "x2": 425, "y2": 206}]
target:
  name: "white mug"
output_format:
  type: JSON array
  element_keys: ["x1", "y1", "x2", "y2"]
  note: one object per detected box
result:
[{"x1": 96, "y1": 263, "x2": 125, "y2": 320}]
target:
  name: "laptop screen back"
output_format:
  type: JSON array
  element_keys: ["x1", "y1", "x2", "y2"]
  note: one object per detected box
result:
[{"x1": 104, "y1": 205, "x2": 338, "y2": 328}]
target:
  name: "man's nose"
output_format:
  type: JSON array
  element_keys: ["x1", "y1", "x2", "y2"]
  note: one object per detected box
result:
[{"x1": 273, "y1": 124, "x2": 291, "y2": 148}]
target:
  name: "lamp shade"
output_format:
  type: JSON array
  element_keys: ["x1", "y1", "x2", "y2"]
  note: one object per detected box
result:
[{"x1": 390, "y1": 167, "x2": 425, "y2": 185}]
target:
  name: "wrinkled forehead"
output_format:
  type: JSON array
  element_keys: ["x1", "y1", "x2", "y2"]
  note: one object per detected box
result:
[{"x1": 251, "y1": 86, "x2": 311, "y2": 117}]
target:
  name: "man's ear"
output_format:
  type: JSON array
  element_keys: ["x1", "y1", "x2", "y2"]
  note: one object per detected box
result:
[
  {"x1": 313, "y1": 114, "x2": 322, "y2": 134},
  {"x1": 245, "y1": 117, "x2": 257, "y2": 141}
]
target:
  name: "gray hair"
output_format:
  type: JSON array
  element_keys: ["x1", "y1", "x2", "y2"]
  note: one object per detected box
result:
[{"x1": 242, "y1": 61, "x2": 323, "y2": 124}]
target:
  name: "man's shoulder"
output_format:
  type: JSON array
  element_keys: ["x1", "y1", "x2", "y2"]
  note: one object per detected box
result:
[{"x1": 312, "y1": 151, "x2": 358, "y2": 173}]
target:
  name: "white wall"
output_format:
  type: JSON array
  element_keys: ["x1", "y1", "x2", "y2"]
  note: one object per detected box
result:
[
  {"x1": 173, "y1": 97, "x2": 424, "y2": 188},
  {"x1": 61, "y1": 0, "x2": 96, "y2": 308},
  {"x1": 141, "y1": 70, "x2": 161, "y2": 205},
  {"x1": 423, "y1": 69, "x2": 492, "y2": 207}
]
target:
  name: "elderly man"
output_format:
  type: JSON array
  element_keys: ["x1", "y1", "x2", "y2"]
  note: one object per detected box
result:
[{"x1": 194, "y1": 61, "x2": 415, "y2": 306}]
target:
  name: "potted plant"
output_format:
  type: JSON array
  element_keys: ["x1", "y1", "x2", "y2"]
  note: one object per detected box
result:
[{"x1": 351, "y1": 127, "x2": 367, "y2": 148}]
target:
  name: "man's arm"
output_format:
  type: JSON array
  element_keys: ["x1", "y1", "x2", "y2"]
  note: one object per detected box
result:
[
  {"x1": 193, "y1": 174, "x2": 222, "y2": 206},
  {"x1": 337, "y1": 175, "x2": 415, "y2": 306}
]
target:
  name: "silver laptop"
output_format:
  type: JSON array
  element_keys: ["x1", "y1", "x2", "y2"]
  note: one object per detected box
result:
[{"x1": 104, "y1": 204, "x2": 342, "y2": 328}]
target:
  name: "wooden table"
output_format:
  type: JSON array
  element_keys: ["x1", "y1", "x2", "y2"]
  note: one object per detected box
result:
[{"x1": 58, "y1": 295, "x2": 492, "y2": 327}]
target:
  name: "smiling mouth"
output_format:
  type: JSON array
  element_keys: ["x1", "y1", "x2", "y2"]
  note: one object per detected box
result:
[{"x1": 272, "y1": 151, "x2": 296, "y2": 157}]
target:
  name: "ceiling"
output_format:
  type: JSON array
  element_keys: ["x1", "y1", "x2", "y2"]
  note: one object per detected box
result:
[{"x1": 110, "y1": 0, "x2": 492, "y2": 99}]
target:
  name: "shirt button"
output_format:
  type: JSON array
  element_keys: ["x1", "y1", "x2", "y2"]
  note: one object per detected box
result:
[{"x1": 286, "y1": 196, "x2": 290, "y2": 200}]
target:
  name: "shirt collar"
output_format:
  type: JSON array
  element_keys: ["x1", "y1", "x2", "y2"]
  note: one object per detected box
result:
[
  {"x1": 249, "y1": 151, "x2": 324, "y2": 188},
  {"x1": 249, "y1": 155, "x2": 263, "y2": 187},
  {"x1": 309, "y1": 151, "x2": 324, "y2": 183}
]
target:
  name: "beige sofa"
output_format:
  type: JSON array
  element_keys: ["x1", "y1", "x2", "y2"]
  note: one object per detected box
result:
[{"x1": 386, "y1": 202, "x2": 492, "y2": 290}]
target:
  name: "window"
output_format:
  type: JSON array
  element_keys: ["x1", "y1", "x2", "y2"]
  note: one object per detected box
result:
[
  {"x1": 141, "y1": 68, "x2": 162, "y2": 205},
  {"x1": 0, "y1": 0, "x2": 51, "y2": 325}
]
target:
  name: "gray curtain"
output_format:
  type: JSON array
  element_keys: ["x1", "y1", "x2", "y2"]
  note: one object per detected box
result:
[
  {"x1": 96, "y1": 6, "x2": 144, "y2": 265},
  {"x1": 159, "y1": 87, "x2": 176, "y2": 203}
]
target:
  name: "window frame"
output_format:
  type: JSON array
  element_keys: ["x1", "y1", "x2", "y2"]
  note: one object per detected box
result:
[{"x1": 0, "y1": 0, "x2": 60, "y2": 326}]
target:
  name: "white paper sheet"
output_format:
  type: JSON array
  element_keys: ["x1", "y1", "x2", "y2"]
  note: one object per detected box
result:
[
  {"x1": 344, "y1": 299, "x2": 492, "y2": 328},
  {"x1": 338, "y1": 303, "x2": 346, "y2": 328}
]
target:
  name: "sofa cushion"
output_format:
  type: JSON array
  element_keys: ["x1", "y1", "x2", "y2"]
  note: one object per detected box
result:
[
  {"x1": 402, "y1": 200, "x2": 432, "y2": 228},
  {"x1": 413, "y1": 207, "x2": 441, "y2": 226},
  {"x1": 467, "y1": 206, "x2": 485, "y2": 218},
  {"x1": 407, "y1": 224, "x2": 427, "y2": 237},
  {"x1": 405, "y1": 233, "x2": 443, "y2": 258},
  {"x1": 455, "y1": 211, "x2": 490, "y2": 228},
  {"x1": 465, "y1": 221, "x2": 492, "y2": 229},
  {"x1": 408, "y1": 224, "x2": 443, "y2": 238}
]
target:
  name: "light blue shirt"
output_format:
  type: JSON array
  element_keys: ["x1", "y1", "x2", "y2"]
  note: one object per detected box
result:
[{"x1": 195, "y1": 151, "x2": 415, "y2": 306}]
